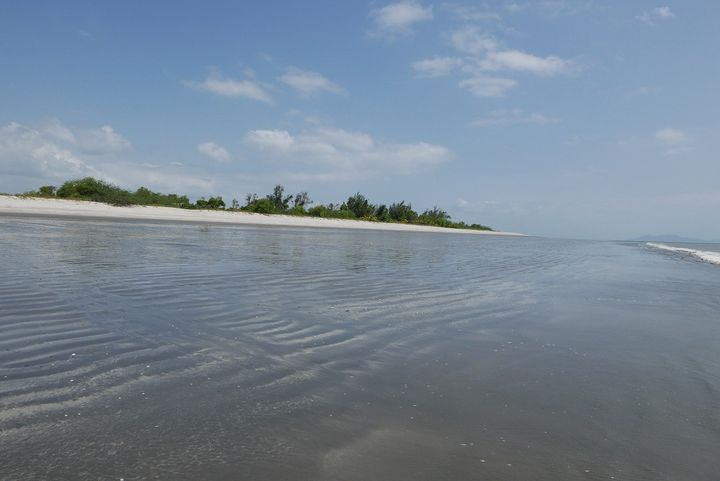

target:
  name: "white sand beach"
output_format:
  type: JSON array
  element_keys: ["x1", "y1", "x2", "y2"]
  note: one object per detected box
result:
[{"x1": 0, "y1": 196, "x2": 524, "y2": 236}]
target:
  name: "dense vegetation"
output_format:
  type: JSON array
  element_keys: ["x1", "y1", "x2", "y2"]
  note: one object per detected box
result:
[
  {"x1": 20, "y1": 177, "x2": 493, "y2": 231},
  {"x1": 26, "y1": 178, "x2": 191, "y2": 208}
]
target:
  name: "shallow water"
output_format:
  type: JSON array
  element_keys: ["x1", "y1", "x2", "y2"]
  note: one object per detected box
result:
[{"x1": 1, "y1": 217, "x2": 719, "y2": 481}]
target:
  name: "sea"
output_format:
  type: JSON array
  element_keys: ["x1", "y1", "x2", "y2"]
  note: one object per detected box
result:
[{"x1": 1, "y1": 216, "x2": 719, "y2": 481}]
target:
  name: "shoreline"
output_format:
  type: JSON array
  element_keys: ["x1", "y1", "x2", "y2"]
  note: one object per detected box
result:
[{"x1": 0, "y1": 196, "x2": 525, "y2": 236}]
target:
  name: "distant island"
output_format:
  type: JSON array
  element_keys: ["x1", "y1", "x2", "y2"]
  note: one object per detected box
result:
[{"x1": 14, "y1": 177, "x2": 494, "y2": 232}]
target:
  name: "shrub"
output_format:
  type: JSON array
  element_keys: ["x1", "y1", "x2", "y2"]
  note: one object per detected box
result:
[
  {"x1": 418, "y1": 206, "x2": 452, "y2": 227},
  {"x1": 307, "y1": 205, "x2": 333, "y2": 218},
  {"x1": 333, "y1": 209, "x2": 356, "y2": 219},
  {"x1": 132, "y1": 186, "x2": 190, "y2": 208},
  {"x1": 288, "y1": 205, "x2": 307, "y2": 216},
  {"x1": 307, "y1": 205, "x2": 355, "y2": 219},
  {"x1": 56, "y1": 177, "x2": 132, "y2": 206},
  {"x1": 244, "y1": 197, "x2": 276, "y2": 214},
  {"x1": 466, "y1": 223, "x2": 493, "y2": 231}
]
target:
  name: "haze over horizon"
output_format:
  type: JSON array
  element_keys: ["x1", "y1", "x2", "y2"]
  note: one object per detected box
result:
[{"x1": 1, "y1": 1, "x2": 718, "y2": 240}]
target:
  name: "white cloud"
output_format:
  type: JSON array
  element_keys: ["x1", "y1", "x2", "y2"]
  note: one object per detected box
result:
[
  {"x1": 480, "y1": 50, "x2": 571, "y2": 76},
  {"x1": 471, "y1": 109, "x2": 559, "y2": 127},
  {"x1": 313, "y1": 127, "x2": 375, "y2": 151},
  {"x1": 244, "y1": 129, "x2": 298, "y2": 152},
  {"x1": 629, "y1": 86, "x2": 658, "y2": 97},
  {"x1": 75, "y1": 125, "x2": 131, "y2": 154},
  {"x1": 186, "y1": 73, "x2": 272, "y2": 103},
  {"x1": 197, "y1": 141, "x2": 232, "y2": 162},
  {"x1": 368, "y1": 142, "x2": 450, "y2": 174},
  {"x1": 459, "y1": 76, "x2": 517, "y2": 97},
  {"x1": 656, "y1": 128, "x2": 688, "y2": 146},
  {"x1": 456, "y1": 198, "x2": 500, "y2": 208},
  {"x1": 278, "y1": 67, "x2": 345, "y2": 96},
  {"x1": 369, "y1": 2, "x2": 433, "y2": 38},
  {"x1": 0, "y1": 119, "x2": 131, "y2": 184},
  {"x1": 507, "y1": 1, "x2": 595, "y2": 17},
  {"x1": 450, "y1": 26, "x2": 498, "y2": 55},
  {"x1": 507, "y1": 3, "x2": 526, "y2": 13},
  {"x1": 637, "y1": 6, "x2": 675, "y2": 24},
  {"x1": 655, "y1": 128, "x2": 692, "y2": 155},
  {"x1": 444, "y1": 4, "x2": 501, "y2": 22},
  {"x1": 0, "y1": 122, "x2": 103, "y2": 181},
  {"x1": 0, "y1": 119, "x2": 248, "y2": 199},
  {"x1": 451, "y1": 27, "x2": 572, "y2": 76},
  {"x1": 411, "y1": 57, "x2": 463, "y2": 77},
  {"x1": 39, "y1": 119, "x2": 131, "y2": 155},
  {"x1": 98, "y1": 162, "x2": 216, "y2": 194},
  {"x1": 415, "y1": 26, "x2": 573, "y2": 98},
  {"x1": 655, "y1": 6, "x2": 675, "y2": 17},
  {"x1": 0, "y1": 119, "x2": 215, "y2": 197},
  {"x1": 243, "y1": 126, "x2": 450, "y2": 180},
  {"x1": 41, "y1": 118, "x2": 77, "y2": 144},
  {"x1": 450, "y1": 26, "x2": 572, "y2": 75}
]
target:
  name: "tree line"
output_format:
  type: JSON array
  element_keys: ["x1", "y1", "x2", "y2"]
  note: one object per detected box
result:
[{"x1": 21, "y1": 177, "x2": 493, "y2": 231}]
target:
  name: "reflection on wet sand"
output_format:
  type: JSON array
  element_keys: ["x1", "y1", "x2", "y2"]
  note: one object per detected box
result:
[{"x1": 1, "y1": 218, "x2": 719, "y2": 480}]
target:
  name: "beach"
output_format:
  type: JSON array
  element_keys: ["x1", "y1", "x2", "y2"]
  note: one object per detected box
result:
[{"x1": 0, "y1": 195, "x2": 523, "y2": 235}]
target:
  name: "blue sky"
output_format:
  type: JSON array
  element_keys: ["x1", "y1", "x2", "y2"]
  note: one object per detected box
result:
[{"x1": 1, "y1": 1, "x2": 718, "y2": 239}]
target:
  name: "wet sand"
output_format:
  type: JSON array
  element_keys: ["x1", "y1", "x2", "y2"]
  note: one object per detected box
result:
[{"x1": 1, "y1": 217, "x2": 719, "y2": 480}]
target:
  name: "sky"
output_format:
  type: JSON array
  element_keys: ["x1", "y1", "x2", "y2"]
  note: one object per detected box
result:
[{"x1": 1, "y1": 0, "x2": 719, "y2": 239}]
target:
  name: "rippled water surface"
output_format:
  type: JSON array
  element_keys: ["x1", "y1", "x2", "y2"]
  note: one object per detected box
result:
[{"x1": 1, "y1": 217, "x2": 719, "y2": 481}]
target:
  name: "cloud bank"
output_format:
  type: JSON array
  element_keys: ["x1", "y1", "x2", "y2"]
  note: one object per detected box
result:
[
  {"x1": 243, "y1": 126, "x2": 450, "y2": 181},
  {"x1": 0, "y1": 119, "x2": 215, "y2": 195}
]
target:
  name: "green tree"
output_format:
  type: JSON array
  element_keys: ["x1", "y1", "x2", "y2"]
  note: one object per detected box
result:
[
  {"x1": 388, "y1": 201, "x2": 417, "y2": 223},
  {"x1": 343, "y1": 192, "x2": 374, "y2": 218},
  {"x1": 205, "y1": 196, "x2": 225, "y2": 209},
  {"x1": 374, "y1": 204, "x2": 389, "y2": 222},
  {"x1": 266, "y1": 185, "x2": 292, "y2": 211},
  {"x1": 175, "y1": 195, "x2": 191, "y2": 208},
  {"x1": 38, "y1": 185, "x2": 57, "y2": 197},
  {"x1": 293, "y1": 191, "x2": 312, "y2": 208}
]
